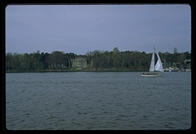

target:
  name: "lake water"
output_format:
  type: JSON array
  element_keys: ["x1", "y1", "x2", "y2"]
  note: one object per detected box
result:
[{"x1": 6, "y1": 72, "x2": 191, "y2": 130}]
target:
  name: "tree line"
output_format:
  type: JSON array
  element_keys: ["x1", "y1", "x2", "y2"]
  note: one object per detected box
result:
[
  {"x1": 6, "y1": 48, "x2": 191, "y2": 72},
  {"x1": 6, "y1": 51, "x2": 76, "y2": 72}
]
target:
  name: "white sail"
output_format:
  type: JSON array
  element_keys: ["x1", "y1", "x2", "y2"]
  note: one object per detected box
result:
[
  {"x1": 155, "y1": 52, "x2": 163, "y2": 72},
  {"x1": 149, "y1": 52, "x2": 155, "y2": 72}
]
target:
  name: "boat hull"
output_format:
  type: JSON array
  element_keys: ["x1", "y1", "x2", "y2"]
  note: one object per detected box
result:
[{"x1": 141, "y1": 72, "x2": 161, "y2": 77}]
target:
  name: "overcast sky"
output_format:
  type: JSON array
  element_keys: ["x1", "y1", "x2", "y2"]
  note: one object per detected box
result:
[{"x1": 6, "y1": 4, "x2": 191, "y2": 54}]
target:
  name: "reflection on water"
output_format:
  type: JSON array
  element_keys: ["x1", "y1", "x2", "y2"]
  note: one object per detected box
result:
[{"x1": 6, "y1": 72, "x2": 191, "y2": 130}]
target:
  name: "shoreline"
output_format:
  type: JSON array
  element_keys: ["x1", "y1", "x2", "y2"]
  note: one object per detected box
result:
[
  {"x1": 6, "y1": 71, "x2": 145, "y2": 73},
  {"x1": 6, "y1": 70, "x2": 190, "y2": 73}
]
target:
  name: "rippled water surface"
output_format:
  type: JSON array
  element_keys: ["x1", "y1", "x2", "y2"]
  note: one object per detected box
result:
[{"x1": 6, "y1": 72, "x2": 191, "y2": 130}]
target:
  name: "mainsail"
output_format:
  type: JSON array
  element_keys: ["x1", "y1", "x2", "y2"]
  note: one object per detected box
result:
[
  {"x1": 149, "y1": 49, "x2": 163, "y2": 72},
  {"x1": 155, "y1": 52, "x2": 163, "y2": 72},
  {"x1": 149, "y1": 51, "x2": 155, "y2": 72}
]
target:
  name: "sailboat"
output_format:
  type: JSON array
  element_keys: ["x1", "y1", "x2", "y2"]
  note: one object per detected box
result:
[{"x1": 141, "y1": 48, "x2": 163, "y2": 77}]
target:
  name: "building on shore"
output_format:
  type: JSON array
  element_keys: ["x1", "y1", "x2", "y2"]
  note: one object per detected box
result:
[
  {"x1": 163, "y1": 59, "x2": 191, "y2": 72},
  {"x1": 184, "y1": 59, "x2": 191, "y2": 71}
]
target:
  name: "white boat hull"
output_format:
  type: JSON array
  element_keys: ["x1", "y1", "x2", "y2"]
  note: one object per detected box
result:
[
  {"x1": 141, "y1": 72, "x2": 161, "y2": 77},
  {"x1": 141, "y1": 74, "x2": 160, "y2": 77}
]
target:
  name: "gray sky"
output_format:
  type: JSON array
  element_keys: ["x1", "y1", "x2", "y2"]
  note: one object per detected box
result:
[{"x1": 6, "y1": 5, "x2": 191, "y2": 54}]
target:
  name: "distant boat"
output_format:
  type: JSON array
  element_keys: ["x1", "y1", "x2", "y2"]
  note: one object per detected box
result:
[{"x1": 141, "y1": 48, "x2": 163, "y2": 77}]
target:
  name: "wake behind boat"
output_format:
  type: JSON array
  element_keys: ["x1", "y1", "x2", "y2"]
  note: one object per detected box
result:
[{"x1": 141, "y1": 48, "x2": 163, "y2": 77}]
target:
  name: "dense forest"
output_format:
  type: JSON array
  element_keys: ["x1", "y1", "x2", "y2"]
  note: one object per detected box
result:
[{"x1": 6, "y1": 48, "x2": 191, "y2": 72}]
